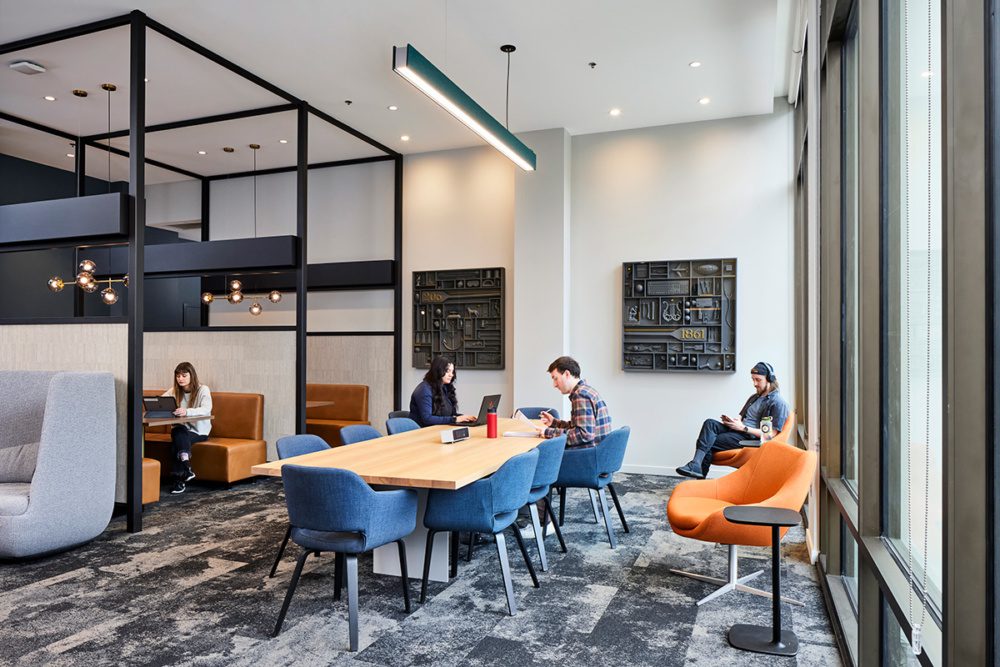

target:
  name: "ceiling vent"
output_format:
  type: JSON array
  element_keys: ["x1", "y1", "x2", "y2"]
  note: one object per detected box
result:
[{"x1": 9, "y1": 60, "x2": 46, "y2": 75}]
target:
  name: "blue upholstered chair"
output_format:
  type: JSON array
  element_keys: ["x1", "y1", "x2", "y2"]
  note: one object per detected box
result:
[
  {"x1": 339, "y1": 424, "x2": 382, "y2": 446},
  {"x1": 523, "y1": 435, "x2": 567, "y2": 571},
  {"x1": 386, "y1": 417, "x2": 420, "y2": 435},
  {"x1": 515, "y1": 406, "x2": 560, "y2": 420},
  {"x1": 273, "y1": 465, "x2": 418, "y2": 651},
  {"x1": 554, "y1": 426, "x2": 631, "y2": 548},
  {"x1": 269, "y1": 435, "x2": 330, "y2": 578},
  {"x1": 388, "y1": 410, "x2": 412, "y2": 420},
  {"x1": 421, "y1": 449, "x2": 540, "y2": 615}
]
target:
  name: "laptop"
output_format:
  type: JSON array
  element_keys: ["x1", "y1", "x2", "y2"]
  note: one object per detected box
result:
[
  {"x1": 143, "y1": 395, "x2": 177, "y2": 419},
  {"x1": 466, "y1": 394, "x2": 501, "y2": 427}
]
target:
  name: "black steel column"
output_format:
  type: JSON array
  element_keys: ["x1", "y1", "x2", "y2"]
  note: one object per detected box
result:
[
  {"x1": 200, "y1": 179, "x2": 210, "y2": 326},
  {"x1": 126, "y1": 10, "x2": 146, "y2": 533},
  {"x1": 74, "y1": 137, "x2": 86, "y2": 196},
  {"x1": 295, "y1": 102, "x2": 308, "y2": 433},
  {"x1": 393, "y1": 155, "x2": 403, "y2": 410}
]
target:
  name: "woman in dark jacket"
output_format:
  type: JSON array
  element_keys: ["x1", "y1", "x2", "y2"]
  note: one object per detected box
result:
[{"x1": 409, "y1": 356, "x2": 477, "y2": 427}]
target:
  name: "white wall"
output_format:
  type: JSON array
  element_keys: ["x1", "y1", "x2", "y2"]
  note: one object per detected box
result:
[
  {"x1": 569, "y1": 107, "x2": 795, "y2": 475},
  {"x1": 401, "y1": 146, "x2": 516, "y2": 417},
  {"x1": 513, "y1": 128, "x2": 572, "y2": 417}
]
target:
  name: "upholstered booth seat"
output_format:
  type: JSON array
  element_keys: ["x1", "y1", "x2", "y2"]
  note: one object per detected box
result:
[
  {"x1": 305, "y1": 384, "x2": 370, "y2": 446},
  {"x1": 141, "y1": 458, "x2": 160, "y2": 504},
  {"x1": 144, "y1": 391, "x2": 266, "y2": 484}
]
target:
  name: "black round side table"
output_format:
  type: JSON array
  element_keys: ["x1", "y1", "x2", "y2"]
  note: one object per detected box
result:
[{"x1": 722, "y1": 505, "x2": 801, "y2": 657}]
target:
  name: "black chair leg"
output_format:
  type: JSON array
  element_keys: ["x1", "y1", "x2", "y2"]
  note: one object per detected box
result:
[
  {"x1": 607, "y1": 483, "x2": 630, "y2": 533},
  {"x1": 420, "y1": 529, "x2": 436, "y2": 603},
  {"x1": 396, "y1": 539, "x2": 411, "y2": 613},
  {"x1": 466, "y1": 531, "x2": 476, "y2": 562},
  {"x1": 334, "y1": 552, "x2": 345, "y2": 601},
  {"x1": 546, "y1": 495, "x2": 568, "y2": 553},
  {"x1": 273, "y1": 549, "x2": 311, "y2": 636},
  {"x1": 449, "y1": 530, "x2": 459, "y2": 578},
  {"x1": 597, "y1": 487, "x2": 618, "y2": 548},
  {"x1": 269, "y1": 525, "x2": 292, "y2": 578},
  {"x1": 559, "y1": 487, "x2": 566, "y2": 526},
  {"x1": 346, "y1": 553, "x2": 359, "y2": 651},
  {"x1": 494, "y1": 531, "x2": 517, "y2": 615},
  {"x1": 509, "y1": 525, "x2": 540, "y2": 588}
]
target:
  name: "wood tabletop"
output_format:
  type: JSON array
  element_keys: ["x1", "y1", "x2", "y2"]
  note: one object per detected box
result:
[
  {"x1": 251, "y1": 418, "x2": 545, "y2": 490},
  {"x1": 143, "y1": 415, "x2": 215, "y2": 427}
]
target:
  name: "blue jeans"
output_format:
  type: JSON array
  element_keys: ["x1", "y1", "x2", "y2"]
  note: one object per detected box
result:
[{"x1": 691, "y1": 419, "x2": 751, "y2": 474}]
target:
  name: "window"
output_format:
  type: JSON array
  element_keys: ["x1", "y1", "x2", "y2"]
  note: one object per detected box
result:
[
  {"x1": 842, "y1": 5, "x2": 861, "y2": 490},
  {"x1": 883, "y1": 0, "x2": 943, "y2": 615},
  {"x1": 883, "y1": 597, "x2": 922, "y2": 666}
]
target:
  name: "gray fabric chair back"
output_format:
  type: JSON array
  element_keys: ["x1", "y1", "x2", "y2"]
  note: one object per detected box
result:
[
  {"x1": 0, "y1": 371, "x2": 57, "y2": 451},
  {"x1": 0, "y1": 371, "x2": 116, "y2": 558}
]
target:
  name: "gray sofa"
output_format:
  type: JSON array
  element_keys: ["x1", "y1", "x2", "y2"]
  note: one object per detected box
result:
[{"x1": 0, "y1": 371, "x2": 117, "y2": 558}]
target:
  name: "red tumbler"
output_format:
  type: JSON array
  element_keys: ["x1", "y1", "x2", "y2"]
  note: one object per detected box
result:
[{"x1": 486, "y1": 407, "x2": 498, "y2": 438}]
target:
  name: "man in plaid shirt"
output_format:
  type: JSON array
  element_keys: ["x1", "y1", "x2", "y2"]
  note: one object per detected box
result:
[{"x1": 539, "y1": 356, "x2": 612, "y2": 449}]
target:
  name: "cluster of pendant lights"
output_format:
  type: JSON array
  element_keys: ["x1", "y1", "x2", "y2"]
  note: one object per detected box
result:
[
  {"x1": 47, "y1": 259, "x2": 127, "y2": 305},
  {"x1": 201, "y1": 280, "x2": 281, "y2": 317}
]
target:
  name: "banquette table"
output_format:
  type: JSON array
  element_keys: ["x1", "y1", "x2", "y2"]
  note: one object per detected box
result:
[{"x1": 251, "y1": 418, "x2": 545, "y2": 581}]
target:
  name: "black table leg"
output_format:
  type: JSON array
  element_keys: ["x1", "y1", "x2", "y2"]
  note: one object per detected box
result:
[{"x1": 727, "y1": 525, "x2": 799, "y2": 656}]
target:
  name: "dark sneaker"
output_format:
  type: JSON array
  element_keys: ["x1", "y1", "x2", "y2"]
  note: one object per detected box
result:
[
  {"x1": 182, "y1": 462, "x2": 196, "y2": 483},
  {"x1": 170, "y1": 480, "x2": 186, "y2": 494},
  {"x1": 676, "y1": 462, "x2": 707, "y2": 479}
]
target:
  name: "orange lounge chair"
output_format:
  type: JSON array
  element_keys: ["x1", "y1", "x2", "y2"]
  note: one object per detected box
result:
[
  {"x1": 667, "y1": 440, "x2": 816, "y2": 606},
  {"x1": 711, "y1": 410, "x2": 797, "y2": 470}
]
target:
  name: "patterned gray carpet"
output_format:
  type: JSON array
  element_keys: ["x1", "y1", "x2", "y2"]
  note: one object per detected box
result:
[{"x1": 1, "y1": 474, "x2": 841, "y2": 666}]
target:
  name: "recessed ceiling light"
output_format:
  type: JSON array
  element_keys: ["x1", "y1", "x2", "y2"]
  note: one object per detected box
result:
[
  {"x1": 279, "y1": 139, "x2": 288, "y2": 144},
  {"x1": 609, "y1": 108, "x2": 622, "y2": 117},
  {"x1": 699, "y1": 97, "x2": 711, "y2": 105},
  {"x1": 387, "y1": 105, "x2": 398, "y2": 111},
  {"x1": 197, "y1": 150, "x2": 207, "y2": 155},
  {"x1": 921, "y1": 70, "x2": 933, "y2": 77},
  {"x1": 144, "y1": 77, "x2": 149, "y2": 83},
  {"x1": 400, "y1": 135, "x2": 410, "y2": 141},
  {"x1": 66, "y1": 153, "x2": 74, "y2": 158},
  {"x1": 689, "y1": 61, "x2": 702, "y2": 68},
  {"x1": 43, "y1": 95, "x2": 56, "y2": 101}
]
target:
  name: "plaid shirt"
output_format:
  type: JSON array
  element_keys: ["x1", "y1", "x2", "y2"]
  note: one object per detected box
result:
[{"x1": 544, "y1": 379, "x2": 612, "y2": 449}]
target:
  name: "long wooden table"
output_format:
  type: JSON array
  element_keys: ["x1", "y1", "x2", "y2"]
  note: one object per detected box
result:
[
  {"x1": 253, "y1": 418, "x2": 545, "y2": 582},
  {"x1": 251, "y1": 418, "x2": 544, "y2": 489},
  {"x1": 143, "y1": 414, "x2": 215, "y2": 427}
]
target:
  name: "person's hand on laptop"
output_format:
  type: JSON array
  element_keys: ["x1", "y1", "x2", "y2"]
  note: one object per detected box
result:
[
  {"x1": 173, "y1": 407, "x2": 187, "y2": 417},
  {"x1": 455, "y1": 414, "x2": 477, "y2": 424}
]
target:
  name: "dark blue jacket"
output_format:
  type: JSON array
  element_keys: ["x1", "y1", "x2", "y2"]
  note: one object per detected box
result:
[{"x1": 409, "y1": 380, "x2": 457, "y2": 427}]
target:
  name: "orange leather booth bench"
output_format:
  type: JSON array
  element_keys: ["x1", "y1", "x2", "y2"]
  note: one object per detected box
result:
[
  {"x1": 144, "y1": 390, "x2": 267, "y2": 485},
  {"x1": 305, "y1": 383, "x2": 370, "y2": 447}
]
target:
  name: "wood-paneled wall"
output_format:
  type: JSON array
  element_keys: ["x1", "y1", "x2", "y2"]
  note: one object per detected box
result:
[
  {"x1": 307, "y1": 335, "x2": 394, "y2": 433},
  {"x1": 144, "y1": 331, "x2": 296, "y2": 460},
  {"x1": 0, "y1": 324, "x2": 129, "y2": 501}
]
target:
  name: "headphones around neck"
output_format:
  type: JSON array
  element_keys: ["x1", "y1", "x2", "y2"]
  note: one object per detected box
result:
[{"x1": 758, "y1": 361, "x2": 776, "y2": 383}]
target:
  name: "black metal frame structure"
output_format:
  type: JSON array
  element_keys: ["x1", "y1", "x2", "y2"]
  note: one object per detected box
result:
[{"x1": 0, "y1": 10, "x2": 404, "y2": 533}]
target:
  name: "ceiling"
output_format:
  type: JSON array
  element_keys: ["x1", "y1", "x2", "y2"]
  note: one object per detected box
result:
[{"x1": 0, "y1": 0, "x2": 796, "y2": 183}]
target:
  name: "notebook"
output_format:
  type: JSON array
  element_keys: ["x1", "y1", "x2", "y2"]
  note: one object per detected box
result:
[{"x1": 504, "y1": 410, "x2": 543, "y2": 438}]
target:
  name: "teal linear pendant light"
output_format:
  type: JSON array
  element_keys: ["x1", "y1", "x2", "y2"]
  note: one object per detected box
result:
[{"x1": 392, "y1": 43, "x2": 536, "y2": 171}]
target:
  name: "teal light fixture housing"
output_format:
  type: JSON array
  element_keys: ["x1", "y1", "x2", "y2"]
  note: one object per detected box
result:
[{"x1": 392, "y1": 44, "x2": 536, "y2": 171}]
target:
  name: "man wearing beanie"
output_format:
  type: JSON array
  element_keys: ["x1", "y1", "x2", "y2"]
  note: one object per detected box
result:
[{"x1": 675, "y1": 361, "x2": 790, "y2": 479}]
